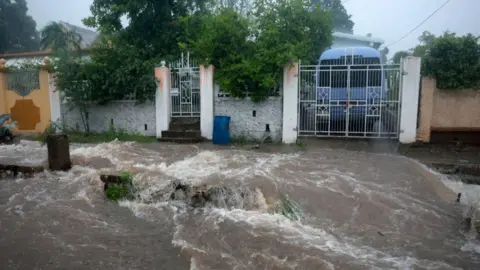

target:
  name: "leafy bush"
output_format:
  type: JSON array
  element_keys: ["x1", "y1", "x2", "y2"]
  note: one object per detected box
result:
[
  {"x1": 105, "y1": 171, "x2": 136, "y2": 201},
  {"x1": 421, "y1": 33, "x2": 480, "y2": 89},
  {"x1": 269, "y1": 194, "x2": 303, "y2": 221},
  {"x1": 184, "y1": 0, "x2": 332, "y2": 101}
]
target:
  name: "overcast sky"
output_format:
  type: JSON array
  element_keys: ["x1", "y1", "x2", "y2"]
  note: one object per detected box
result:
[{"x1": 26, "y1": 0, "x2": 480, "y2": 54}]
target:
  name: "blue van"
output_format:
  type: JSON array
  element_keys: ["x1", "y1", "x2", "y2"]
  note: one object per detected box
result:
[{"x1": 316, "y1": 47, "x2": 386, "y2": 132}]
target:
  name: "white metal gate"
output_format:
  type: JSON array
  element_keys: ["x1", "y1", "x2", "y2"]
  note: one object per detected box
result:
[
  {"x1": 298, "y1": 62, "x2": 402, "y2": 138},
  {"x1": 170, "y1": 52, "x2": 200, "y2": 117}
]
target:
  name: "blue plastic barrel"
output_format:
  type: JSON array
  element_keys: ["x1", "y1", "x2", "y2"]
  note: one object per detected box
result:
[{"x1": 213, "y1": 116, "x2": 231, "y2": 145}]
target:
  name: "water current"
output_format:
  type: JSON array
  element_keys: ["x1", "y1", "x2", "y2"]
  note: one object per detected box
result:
[{"x1": 1, "y1": 140, "x2": 480, "y2": 269}]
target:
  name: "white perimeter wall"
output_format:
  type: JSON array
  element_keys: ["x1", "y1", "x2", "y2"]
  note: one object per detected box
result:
[
  {"x1": 214, "y1": 87, "x2": 283, "y2": 141},
  {"x1": 61, "y1": 101, "x2": 156, "y2": 136}
]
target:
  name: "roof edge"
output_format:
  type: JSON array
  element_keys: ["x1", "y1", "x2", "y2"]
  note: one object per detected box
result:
[
  {"x1": 0, "y1": 48, "x2": 90, "y2": 59},
  {"x1": 333, "y1": 32, "x2": 384, "y2": 44}
]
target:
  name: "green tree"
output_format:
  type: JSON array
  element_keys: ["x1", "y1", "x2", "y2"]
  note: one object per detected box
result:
[
  {"x1": 54, "y1": 51, "x2": 105, "y2": 133},
  {"x1": 392, "y1": 50, "x2": 411, "y2": 64},
  {"x1": 422, "y1": 32, "x2": 480, "y2": 89},
  {"x1": 186, "y1": 0, "x2": 332, "y2": 100},
  {"x1": 412, "y1": 31, "x2": 436, "y2": 58},
  {"x1": 80, "y1": 0, "x2": 211, "y2": 102},
  {"x1": 83, "y1": 0, "x2": 209, "y2": 60},
  {"x1": 0, "y1": 0, "x2": 39, "y2": 53},
  {"x1": 40, "y1": 22, "x2": 83, "y2": 51},
  {"x1": 311, "y1": 0, "x2": 353, "y2": 33}
]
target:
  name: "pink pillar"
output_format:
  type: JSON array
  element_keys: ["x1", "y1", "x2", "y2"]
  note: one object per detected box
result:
[{"x1": 155, "y1": 62, "x2": 171, "y2": 138}]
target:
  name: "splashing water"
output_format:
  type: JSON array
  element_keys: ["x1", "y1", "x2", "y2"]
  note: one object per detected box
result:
[{"x1": 0, "y1": 140, "x2": 479, "y2": 269}]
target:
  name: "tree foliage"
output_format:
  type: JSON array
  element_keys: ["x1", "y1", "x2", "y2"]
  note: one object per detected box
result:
[
  {"x1": 392, "y1": 31, "x2": 480, "y2": 89},
  {"x1": 54, "y1": 51, "x2": 99, "y2": 133},
  {"x1": 311, "y1": 0, "x2": 353, "y2": 33},
  {"x1": 0, "y1": 0, "x2": 39, "y2": 53},
  {"x1": 184, "y1": 0, "x2": 332, "y2": 100},
  {"x1": 75, "y1": 0, "x2": 333, "y2": 102},
  {"x1": 421, "y1": 32, "x2": 480, "y2": 89},
  {"x1": 40, "y1": 22, "x2": 83, "y2": 51},
  {"x1": 392, "y1": 50, "x2": 410, "y2": 64}
]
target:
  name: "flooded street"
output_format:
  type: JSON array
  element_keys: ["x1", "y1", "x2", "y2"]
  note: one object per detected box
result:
[{"x1": 1, "y1": 140, "x2": 480, "y2": 269}]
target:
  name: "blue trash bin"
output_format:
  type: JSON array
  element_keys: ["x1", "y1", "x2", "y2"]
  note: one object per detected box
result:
[{"x1": 213, "y1": 116, "x2": 231, "y2": 145}]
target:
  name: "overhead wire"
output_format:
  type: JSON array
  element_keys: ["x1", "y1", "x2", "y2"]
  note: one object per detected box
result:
[{"x1": 385, "y1": 0, "x2": 451, "y2": 47}]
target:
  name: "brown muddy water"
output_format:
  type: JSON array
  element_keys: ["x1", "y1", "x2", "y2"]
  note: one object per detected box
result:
[{"x1": 1, "y1": 140, "x2": 480, "y2": 269}]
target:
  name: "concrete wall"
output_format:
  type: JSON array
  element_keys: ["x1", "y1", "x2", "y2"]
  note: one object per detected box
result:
[
  {"x1": 417, "y1": 77, "x2": 480, "y2": 142},
  {"x1": 61, "y1": 101, "x2": 156, "y2": 136},
  {"x1": 432, "y1": 88, "x2": 480, "y2": 130},
  {"x1": 0, "y1": 66, "x2": 52, "y2": 133},
  {"x1": 214, "y1": 93, "x2": 283, "y2": 141}
]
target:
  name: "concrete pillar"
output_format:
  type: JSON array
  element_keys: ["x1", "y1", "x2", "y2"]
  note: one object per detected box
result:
[
  {"x1": 282, "y1": 63, "x2": 299, "y2": 143},
  {"x1": 154, "y1": 62, "x2": 171, "y2": 139},
  {"x1": 47, "y1": 134, "x2": 71, "y2": 171},
  {"x1": 399, "y1": 57, "x2": 421, "y2": 144},
  {"x1": 200, "y1": 65, "x2": 214, "y2": 140},
  {"x1": 416, "y1": 77, "x2": 436, "y2": 142},
  {"x1": 0, "y1": 59, "x2": 7, "y2": 114},
  {"x1": 48, "y1": 73, "x2": 62, "y2": 128}
]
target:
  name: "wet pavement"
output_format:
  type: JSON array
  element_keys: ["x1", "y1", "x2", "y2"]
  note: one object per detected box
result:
[{"x1": 0, "y1": 140, "x2": 480, "y2": 269}]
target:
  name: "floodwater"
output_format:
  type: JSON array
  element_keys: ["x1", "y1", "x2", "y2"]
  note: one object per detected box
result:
[{"x1": 1, "y1": 140, "x2": 480, "y2": 269}]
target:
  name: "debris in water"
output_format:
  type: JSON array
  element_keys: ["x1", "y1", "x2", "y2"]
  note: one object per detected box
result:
[
  {"x1": 457, "y1": 193, "x2": 462, "y2": 203},
  {"x1": 269, "y1": 194, "x2": 303, "y2": 221},
  {"x1": 101, "y1": 172, "x2": 136, "y2": 201},
  {"x1": 377, "y1": 231, "x2": 385, "y2": 237}
]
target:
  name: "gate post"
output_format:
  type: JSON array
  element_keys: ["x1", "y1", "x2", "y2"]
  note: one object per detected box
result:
[
  {"x1": 44, "y1": 57, "x2": 62, "y2": 129},
  {"x1": 200, "y1": 65, "x2": 214, "y2": 140},
  {"x1": 0, "y1": 59, "x2": 7, "y2": 114},
  {"x1": 155, "y1": 61, "x2": 171, "y2": 139},
  {"x1": 282, "y1": 62, "x2": 299, "y2": 143},
  {"x1": 399, "y1": 56, "x2": 421, "y2": 144}
]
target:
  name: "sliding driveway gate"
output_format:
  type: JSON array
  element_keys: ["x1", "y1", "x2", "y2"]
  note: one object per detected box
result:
[{"x1": 298, "y1": 62, "x2": 403, "y2": 138}]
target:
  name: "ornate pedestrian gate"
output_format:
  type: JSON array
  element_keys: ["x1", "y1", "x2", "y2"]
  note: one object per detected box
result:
[
  {"x1": 170, "y1": 52, "x2": 200, "y2": 117},
  {"x1": 298, "y1": 61, "x2": 402, "y2": 138}
]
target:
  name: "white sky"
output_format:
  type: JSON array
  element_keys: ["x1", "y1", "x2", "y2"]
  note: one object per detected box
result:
[{"x1": 26, "y1": 0, "x2": 480, "y2": 54}]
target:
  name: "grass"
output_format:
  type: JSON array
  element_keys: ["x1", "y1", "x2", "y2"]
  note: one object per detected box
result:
[
  {"x1": 231, "y1": 134, "x2": 250, "y2": 145},
  {"x1": 65, "y1": 131, "x2": 156, "y2": 144},
  {"x1": 295, "y1": 140, "x2": 306, "y2": 149},
  {"x1": 36, "y1": 123, "x2": 156, "y2": 144},
  {"x1": 105, "y1": 171, "x2": 136, "y2": 201},
  {"x1": 269, "y1": 194, "x2": 303, "y2": 221}
]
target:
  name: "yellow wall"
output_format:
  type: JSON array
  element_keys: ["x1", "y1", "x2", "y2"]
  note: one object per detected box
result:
[
  {"x1": 417, "y1": 77, "x2": 480, "y2": 142},
  {"x1": 0, "y1": 69, "x2": 51, "y2": 133}
]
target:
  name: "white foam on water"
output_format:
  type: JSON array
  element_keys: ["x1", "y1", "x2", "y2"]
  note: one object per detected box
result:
[
  {"x1": 197, "y1": 208, "x2": 458, "y2": 269},
  {"x1": 0, "y1": 140, "x2": 47, "y2": 165},
  {"x1": 161, "y1": 151, "x2": 227, "y2": 184},
  {"x1": 461, "y1": 242, "x2": 480, "y2": 254},
  {"x1": 189, "y1": 257, "x2": 199, "y2": 270}
]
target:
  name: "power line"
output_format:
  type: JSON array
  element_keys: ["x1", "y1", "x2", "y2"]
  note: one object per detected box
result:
[{"x1": 386, "y1": 0, "x2": 451, "y2": 48}]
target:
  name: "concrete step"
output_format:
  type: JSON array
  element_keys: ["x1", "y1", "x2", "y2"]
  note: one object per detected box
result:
[
  {"x1": 161, "y1": 130, "x2": 201, "y2": 139},
  {"x1": 158, "y1": 137, "x2": 203, "y2": 144},
  {"x1": 169, "y1": 117, "x2": 200, "y2": 131},
  {"x1": 169, "y1": 122, "x2": 200, "y2": 131}
]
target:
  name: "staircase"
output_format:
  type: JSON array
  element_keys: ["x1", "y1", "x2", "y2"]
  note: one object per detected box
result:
[{"x1": 159, "y1": 117, "x2": 202, "y2": 143}]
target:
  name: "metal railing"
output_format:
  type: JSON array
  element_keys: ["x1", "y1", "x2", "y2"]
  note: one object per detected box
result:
[
  {"x1": 298, "y1": 63, "x2": 402, "y2": 138},
  {"x1": 169, "y1": 52, "x2": 201, "y2": 117}
]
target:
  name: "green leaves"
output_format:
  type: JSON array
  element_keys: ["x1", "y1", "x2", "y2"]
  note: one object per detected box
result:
[
  {"x1": 185, "y1": 0, "x2": 332, "y2": 100},
  {"x1": 420, "y1": 32, "x2": 480, "y2": 89},
  {"x1": 40, "y1": 22, "x2": 83, "y2": 51},
  {"x1": 0, "y1": 0, "x2": 40, "y2": 53}
]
